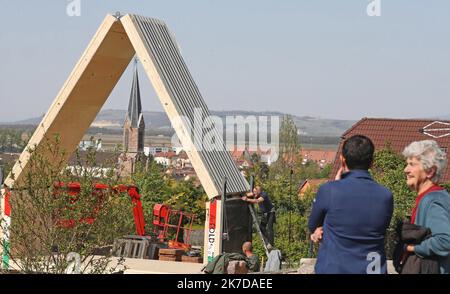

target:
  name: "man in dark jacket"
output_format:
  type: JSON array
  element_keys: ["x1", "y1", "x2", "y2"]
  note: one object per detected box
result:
[
  {"x1": 308, "y1": 135, "x2": 394, "y2": 274},
  {"x1": 242, "y1": 186, "x2": 275, "y2": 246}
]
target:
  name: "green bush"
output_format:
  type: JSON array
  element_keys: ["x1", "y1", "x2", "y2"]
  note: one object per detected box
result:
[
  {"x1": 1, "y1": 137, "x2": 133, "y2": 273},
  {"x1": 131, "y1": 161, "x2": 207, "y2": 225},
  {"x1": 370, "y1": 148, "x2": 416, "y2": 259}
]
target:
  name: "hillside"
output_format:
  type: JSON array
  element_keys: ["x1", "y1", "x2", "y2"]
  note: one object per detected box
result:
[{"x1": 5, "y1": 109, "x2": 355, "y2": 137}]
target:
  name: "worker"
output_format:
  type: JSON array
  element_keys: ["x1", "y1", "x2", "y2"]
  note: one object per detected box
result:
[
  {"x1": 242, "y1": 186, "x2": 276, "y2": 247},
  {"x1": 242, "y1": 241, "x2": 260, "y2": 272}
]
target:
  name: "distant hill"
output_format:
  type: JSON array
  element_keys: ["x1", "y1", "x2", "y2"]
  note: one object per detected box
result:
[
  {"x1": 6, "y1": 111, "x2": 450, "y2": 137},
  {"x1": 4, "y1": 109, "x2": 356, "y2": 137},
  {"x1": 439, "y1": 115, "x2": 450, "y2": 120},
  {"x1": 6, "y1": 115, "x2": 44, "y2": 125}
]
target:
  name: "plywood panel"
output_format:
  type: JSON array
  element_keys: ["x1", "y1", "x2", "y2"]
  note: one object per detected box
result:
[{"x1": 121, "y1": 14, "x2": 249, "y2": 199}]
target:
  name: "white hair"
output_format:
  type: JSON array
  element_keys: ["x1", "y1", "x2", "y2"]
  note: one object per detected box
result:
[{"x1": 402, "y1": 140, "x2": 447, "y2": 183}]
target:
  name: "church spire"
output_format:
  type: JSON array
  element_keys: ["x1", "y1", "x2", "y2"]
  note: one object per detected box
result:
[
  {"x1": 123, "y1": 57, "x2": 145, "y2": 156},
  {"x1": 126, "y1": 58, "x2": 143, "y2": 128}
]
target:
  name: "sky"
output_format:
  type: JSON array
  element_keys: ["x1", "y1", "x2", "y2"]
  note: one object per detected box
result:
[{"x1": 0, "y1": 0, "x2": 449, "y2": 122}]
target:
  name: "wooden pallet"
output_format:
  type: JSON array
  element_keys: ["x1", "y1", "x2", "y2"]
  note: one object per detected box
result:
[
  {"x1": 181, "y1": 255, "x2": 203, "y2": 263},
  {"x1": 158, "y1": 255, "x2": 179, "y2": 262},
  {"x1": 158, "y1": 248, "x2": 185, "y2": 262}
]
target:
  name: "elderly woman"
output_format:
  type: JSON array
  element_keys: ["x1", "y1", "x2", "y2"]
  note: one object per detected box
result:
[{"x1": 403, "y1": 140, "x2": 450, "y2": 273}]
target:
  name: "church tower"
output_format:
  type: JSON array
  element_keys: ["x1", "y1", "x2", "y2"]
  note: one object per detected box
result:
[{"x1": 122, "y1": 58, "x2": 145, "y2": 174}]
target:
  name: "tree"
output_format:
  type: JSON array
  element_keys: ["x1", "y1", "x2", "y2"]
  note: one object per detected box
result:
[
  {"x1": 131, "y1": 160, "x2": 172, "y2": 222},
  {"x1": 131, "y1": 161, "x2": 207, "y2": 225},
  {"x1": 370, "y1": 148, "x2": 416, "y2": 258},
  {"x1": 251, "y1": 190, "x2": 316, "y2": 267},
  {"x1": 279, "y1": 114, "x2": 301, "y2": 163},
  {"x1": 245, "y1": 153, "x2": 269, "y2": 184},
  {"x1": 1, "y1": 137, "x2": 134, "y2": 273},
  {"x1": 265, "y1": 115, "x2": 303, "y2": 213},
  {"x1": 166, "y1": 177, "x2": 208, "y2": 224},
  {"x1": 318, "y1": 163, "x2": 332, "y2": 179}
]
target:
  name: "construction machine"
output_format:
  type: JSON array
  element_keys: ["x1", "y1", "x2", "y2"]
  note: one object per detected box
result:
[{"x1": 54, "y1": 182, "x2": 196, "y2": 252}]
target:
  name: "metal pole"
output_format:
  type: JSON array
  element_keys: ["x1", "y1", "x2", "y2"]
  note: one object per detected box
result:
[
  {"x1": 221, "y1": 177, "x2": 229, "y2": 249},
  {"x1": 288, "y1": 168, "x2": 293, "y2": 243},
  {"x1": 308, "y1": 239, "x2": 314, "y2": 258}
]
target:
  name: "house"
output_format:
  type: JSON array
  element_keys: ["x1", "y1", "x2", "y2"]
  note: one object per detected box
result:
[
  {"x1": 230, "y1": 147, "x2": 275, "y2": 166},
  {"x1": 0, "y1": 153, "x2": 20, "y2": 167},
  {"x1": 298, "y1": 178, "x2": 328, "y2": 198},
  {"x1": 235, "y1": 158, "x2": 254, "y2": 170},
  {"x1": 175, "y1": 151, "x2": 192, "y2": 168},
  {"x1": 154, "y1": 151, "x2": 177, "y2": 167},
  {"x1": 67, "y1": 151, "x2": 119, "y2": 178},
  {"x1": 331, "y1": 118, "x2": 450, "y2": 183},
  {"x1": 231, "y1": 149, "x2": 250, "y2": 161},
  {"x1": 300, "y1": 148, "x2": 336, "y2": 168},
  {"x1": 78, "y1": 139, "x2": 102, "y2": 151},
  {"x1": 167, "y1": 167, "x2": 200, "y2": 185},
  {"x1": 248, "y1": 148, "x2": 275, "y2": 166},
  {"x1": 144, "y1": 145, "x2": 171, "y2": 157}
]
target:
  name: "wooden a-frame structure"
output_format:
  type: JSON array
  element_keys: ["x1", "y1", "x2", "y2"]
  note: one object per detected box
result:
[{"x1": 1, "y1": 14, "x2": 250, "y2": 264}]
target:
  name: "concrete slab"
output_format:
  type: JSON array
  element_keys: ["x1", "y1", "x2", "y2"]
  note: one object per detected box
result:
[{"x1": 122, "y1": 258, "x2": 204, "y2": 274}]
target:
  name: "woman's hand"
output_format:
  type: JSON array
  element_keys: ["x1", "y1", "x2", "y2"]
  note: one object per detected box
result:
[{"x1": 406, "y1": 244, "x2": 415, "y2": 252}]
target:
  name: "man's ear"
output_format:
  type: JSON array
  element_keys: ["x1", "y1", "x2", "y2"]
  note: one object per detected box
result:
[
  {"x1": 339, "y1": 155, "x2": 347, "y2": 168},
  {"x1": 340, "y1": 155, "x2": 351, "y2": 173}
]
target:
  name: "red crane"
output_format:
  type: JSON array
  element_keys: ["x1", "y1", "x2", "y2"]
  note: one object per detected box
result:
[{"x1": 54, "y1": 182, "x2": 194, "y2": 250}]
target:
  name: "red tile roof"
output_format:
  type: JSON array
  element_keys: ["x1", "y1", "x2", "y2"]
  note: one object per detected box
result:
[
  {"x1": 154, "y1": 151, "x2": 177, "y2": 159},
  {"x1": 298, "y1": 178, "x2": 329, "y2": 198},
  {"x1": 231, "y1": 150, "x2": 245, "y2": 159},
  {"x1": 300, "y1": 149, "x2": 336, "y2": 164},
  {"x1": 68, "y1": 151, "x2": 119, "y2": 166},
  {"x1": 331, "y1": 118, "x2": 450, "y2": 183},
  {"x1": 230, "y1": 148, "x2": 272, "y2": 160},
  {"x1": 177, "y1": 151, "x2": 189, "y2": 160},
  {"x1": 298, "y1": 178, "x2": 328, "y2": 191}
]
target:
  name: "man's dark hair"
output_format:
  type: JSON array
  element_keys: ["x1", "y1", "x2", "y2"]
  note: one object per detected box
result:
[{"x1": 342, "y1": 135, "x2": 375, "y2": 170}]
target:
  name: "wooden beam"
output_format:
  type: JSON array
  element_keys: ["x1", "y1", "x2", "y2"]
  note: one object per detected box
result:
[
  {"x1": 4, "y1": 15, "x2": 135, "y2": 188},
  {"x1": 121, "y1": 15, "x2": 220, "y2": 198}
]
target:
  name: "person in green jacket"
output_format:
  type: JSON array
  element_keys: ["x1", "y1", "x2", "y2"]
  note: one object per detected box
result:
[
  {"x1": 403, "y1": 140, "x2": 450, "y2": 274},
  {"x1": 242, "y1": 241, "x2": 260, "y2": 272}
]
